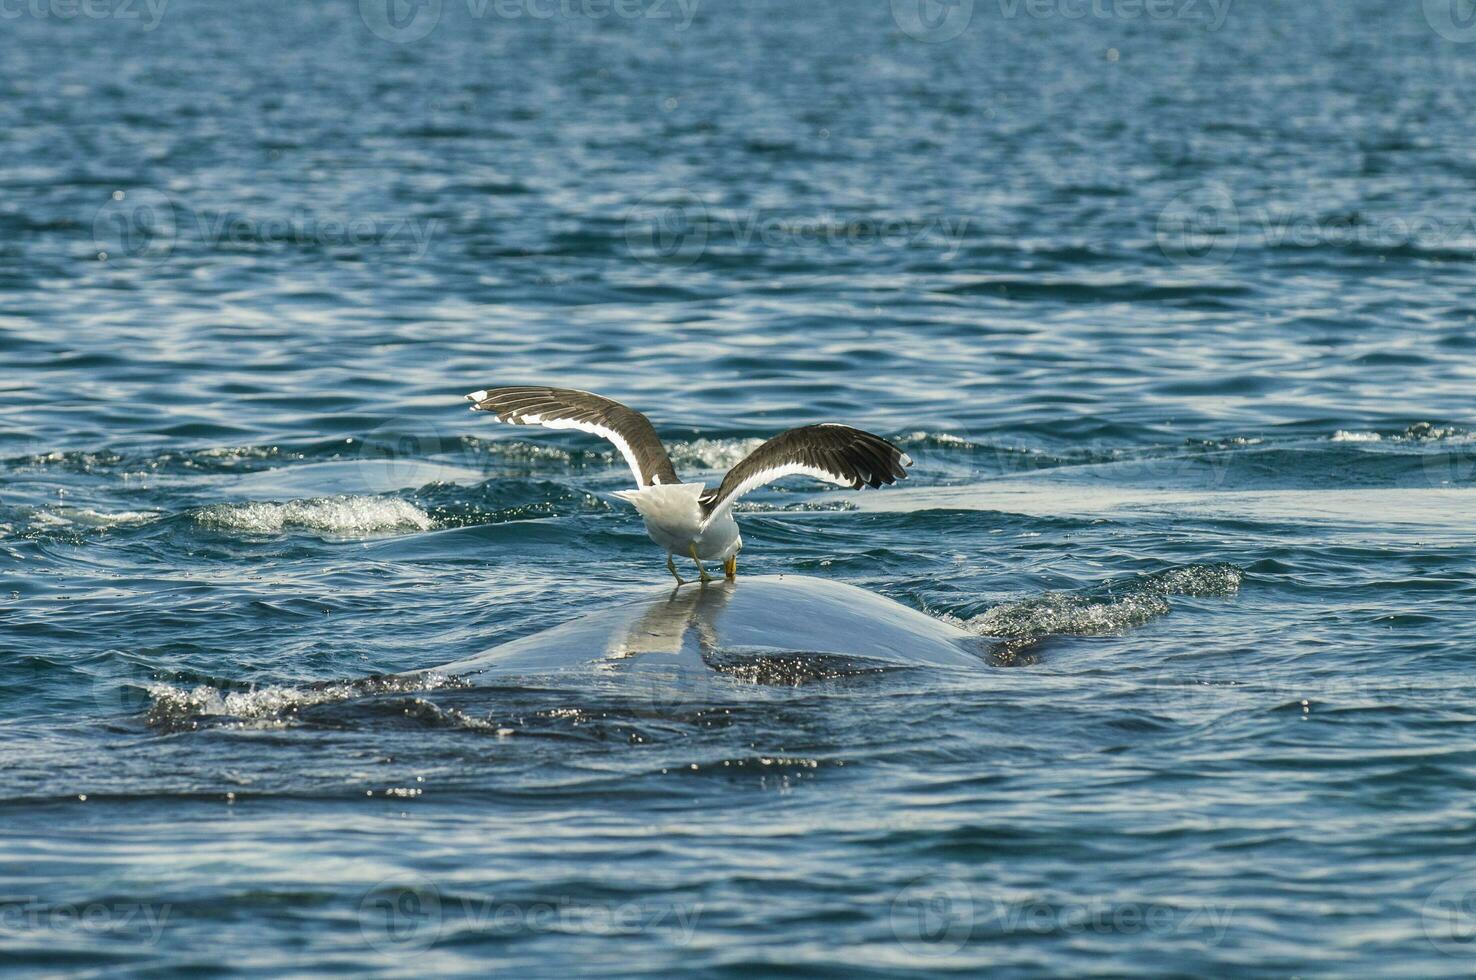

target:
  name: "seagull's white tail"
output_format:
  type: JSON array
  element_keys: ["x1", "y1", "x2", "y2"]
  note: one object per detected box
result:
[
  {"x1": 612, "y1": 482, "x2": 706, "y2": 522},
  {"x1": 613, "y1": 484, "x2": 707, "y2": 556}
]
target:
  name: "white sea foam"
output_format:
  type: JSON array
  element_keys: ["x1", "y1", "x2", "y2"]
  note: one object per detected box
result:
[
  {"x1": 968, "y1": 590, "x2": 1173, "y2": 638},
  {"x1": 466, "y1": 437, "x2": 574, "y2": 463},
  {"x1": 1332, "y1": 424, "x2": 1469, "y2": 444},
  {"x1": 896, "y1": 430, "x2": 974, "y2": 447},
  {"x1": 666, "y1": 437, "x2": 766, "y2": 472},
  {"x1": 27, "y1": 507, "x2": 160, "y2": 529},
  {"x1": 65, "y1": 508, "x2": 159, "y2": 526},
  {"x1": 145, "y1": 672, "x2": 463, "y2": 729},
  {"x1": 963, "y1": 564, "x2": 1243, "y2": 639},
  {"x1": 195, "y1": 496, "x2": 433, "y2": 536}
]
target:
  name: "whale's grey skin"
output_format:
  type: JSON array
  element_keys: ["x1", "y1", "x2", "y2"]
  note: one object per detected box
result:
[
  {"x1": 142, "y1": 578, "x2": 994, "y2": 735},
  {"x1": 432, "y1": 575, "x2": 988, "y2": 686}
]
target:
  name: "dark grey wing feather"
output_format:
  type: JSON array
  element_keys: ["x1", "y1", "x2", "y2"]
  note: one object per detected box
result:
[
  {"x1": 466, "y1": 386, "x2": 680, "y2": 488},
  {"x1": 699, "y1": 424, "x2": 911, "y2": 524}
]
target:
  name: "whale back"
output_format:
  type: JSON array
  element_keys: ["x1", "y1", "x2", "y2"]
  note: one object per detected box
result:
[
  {"x1": 436, "y1": 575, "x2": 985, "y2": 683},
  {"x1": 140, "y1": 576, "x2": 994, "y2": 734}
]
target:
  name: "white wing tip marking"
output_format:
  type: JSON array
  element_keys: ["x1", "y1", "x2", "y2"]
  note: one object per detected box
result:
[
  {"x1": 466, "y1": 390, "x2": 488, "y2": 403},
  {"x1": 901, "y1": 453, "x2": 913, "y2": 467}
]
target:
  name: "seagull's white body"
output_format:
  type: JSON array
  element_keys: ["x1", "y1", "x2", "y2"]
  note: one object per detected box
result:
[
  {"x1": 612, "y1": 483, "x2": 741, "y2": 562},
  {"x1": 464, "y1": 386, "x2": 909, "y2": 583}
]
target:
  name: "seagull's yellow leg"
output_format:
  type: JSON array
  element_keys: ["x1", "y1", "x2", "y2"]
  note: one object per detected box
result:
[
  {"x1": 723, "y1": 555, "x2": 737, "y2": 580},
  {"x1": 689, "y1": 543, "x2": 714, "y2": 584},
  {"x1": 667, "y1": 554, "x2": 687, "y2": 585}
]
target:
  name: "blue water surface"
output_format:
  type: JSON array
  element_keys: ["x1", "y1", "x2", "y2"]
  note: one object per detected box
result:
[{"x1": 3, "y1": 0, "x2": 1476, "y2": 975}]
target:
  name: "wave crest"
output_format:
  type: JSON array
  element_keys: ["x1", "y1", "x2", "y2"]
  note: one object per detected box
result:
[
  {"x1": 145, "y1": 673, "x2": 463, "y2": 731},
  {"x1": 194, "y1": 496, "x2": 433, "y2": 536},
  {"x1": 964, "y1": 563, "x2": 1243, "y2": 640}
]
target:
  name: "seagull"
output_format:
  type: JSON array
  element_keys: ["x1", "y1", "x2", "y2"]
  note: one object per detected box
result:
[{"x1": 465, "y1": 386, "x2": 912, "y2": 584}]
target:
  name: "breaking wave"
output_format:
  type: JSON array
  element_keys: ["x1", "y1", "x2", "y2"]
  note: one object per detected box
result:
[
  {"x1": 28, "y1": 507, "x2": 160, "y2": 528},
  {"x1": 193, "y1": 496, "x2": 434, "y2": 536},
  {"x1": 1331, "y1": 422, "x2": 1469, "y2": 444},
  {"x1": 144, "y1": 673, "x2": 464, "y2": 731},
  {"x1": 666, "y1": 437, "x2": 767, "y2": 473},
  {"x1": 961, "y1": 563, "x2": 1244, "y2": 640}
]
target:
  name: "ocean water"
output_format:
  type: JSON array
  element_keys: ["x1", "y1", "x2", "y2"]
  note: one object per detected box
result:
[{"x1": 4, "y1": 0, "x2": 1476, "y2": 974}]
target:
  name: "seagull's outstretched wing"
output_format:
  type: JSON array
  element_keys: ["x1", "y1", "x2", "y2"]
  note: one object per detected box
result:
[
  {"x1": 699, "y1": 424, "x2": 911, "y2": 526},
  {"x1": 466, "y1": 386, "x2": 680, "y2": 488}
]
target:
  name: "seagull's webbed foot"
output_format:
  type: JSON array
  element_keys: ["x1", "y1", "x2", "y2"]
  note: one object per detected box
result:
[
  {"x1": 689, "y1": 544, "x2": 714, "y2": 585},
  {"x1": 666, "y1": 554, "x2": 688, "y2": 586},
  {"x1": 723, "y1": 555, "x2": 737, "y2": 580}
]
